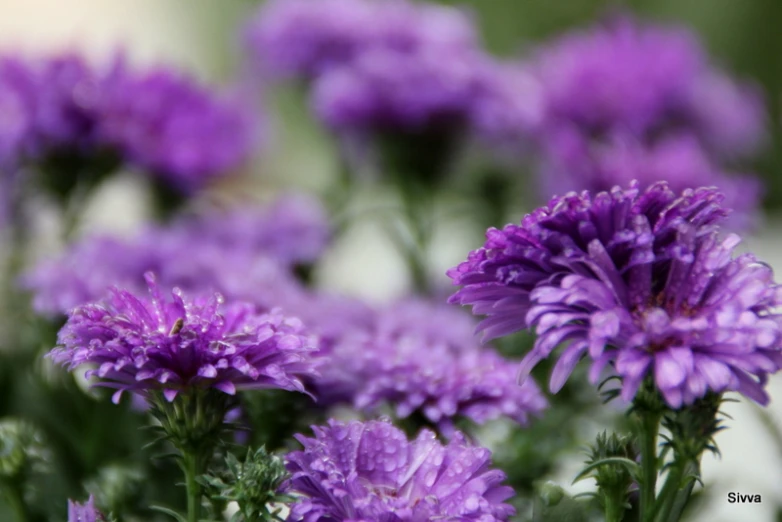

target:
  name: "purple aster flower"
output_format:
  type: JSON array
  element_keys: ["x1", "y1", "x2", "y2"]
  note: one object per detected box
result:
[
  {"x1": 244, "y1": 0, "x2": 477, "y2": 80},
  {"x1": 538, "y1": 133, "x2": 762, "y2": 230},
  {"x1": 313, "y1": 45, "x2": 490, "y2": 132},
  {"x1": 0, "y1": 57, "x2": 36, "y2": 170},
  {"x1": 449, "y1": 182, "x2": 782, "y2": 408},
  {"x1": 49, "y1": 273, "x2": 318, "y2": 403},
  {"x1": 168, "y1": 193, "x2": 330, "y2": 265},
  {"x1": 68, "y1": 496, "x2": 104, "y2": 522},
  {"x1": 0, "y1": 51, "x2": 259, "y2": 194},
  {"x1": 285, "y1": 418, "x2": 516, "y2": 521},
  {"x1": 525, "y1": 16, "x2": 764, "y2": 158},
  {"x1": 21, "y1": 193, "x2": 324, "y2": 315},
  {"x1": 316, "y1": 299, "x2": 547, "y2": 431},
  {"x1": 99, "y1": 62, "x2": 258, "y2": 192}
]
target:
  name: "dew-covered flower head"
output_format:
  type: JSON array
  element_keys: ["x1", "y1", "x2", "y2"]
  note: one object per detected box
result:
[
  {"x1": 50, "y1": 273, "x2": 318, "y2": 403},
  {"x1": 449, "y1": 182, "x2": 782, "y2": 407},
  {"x1": 68, "y1": 496, "x2": 104, "y2": 522},
  {"x1": 318, "y1": 299, "x2": 547, "y2": 430},
  {"x1": 285, "y1": 418, "x2": 515, "y2": 521},
  {"x1": 526, "y1": 16, "x2": 764, "y2": 157}
]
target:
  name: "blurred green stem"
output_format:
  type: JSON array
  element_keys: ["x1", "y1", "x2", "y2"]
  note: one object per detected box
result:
[{"x1": 638, "y1": 410, "x2": 661, "y2": 522}]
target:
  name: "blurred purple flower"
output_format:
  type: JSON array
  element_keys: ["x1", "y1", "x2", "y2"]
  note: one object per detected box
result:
[
  {"x1": 285, "y1": 418, "x2": 516, "y2": 521},
  {"x1": 0, "y1": 58, "x2": 36, "y2": 170},
  {"x1": 526, "y1": 16, "x2": 764, "y2": 157},
  {"x1": 449, "y1": 182, "x2": 782, "y2": 408},
  {"x1": 99, "y1": 62, "x2": 258, "y2": 193},
  {"x1": 313, "y1": 46, "x2": 489, "y2": 132},
  {"x1": 317, "y1": 299, "x2": 547, "y2": 430},
  {"x1": 538, "y1": 133, "x2": 762, "y2": 230},
  {"x1": 0, "y1": 51, "x2": 259, "y2": 193},
  {"x1": 50, "y1": 273, "x2": 318, "y2": 403},
  {"x1": 21, "y1": 193, "x2": 325, "y2": 315},
  {"x1": 68, "y1": 496, "x2": 103, "y2": 522},
  {"x1": 245, "y1": 0, "x2": 477, "y2": 80},
  {"x1": 168, "y1": 193, "x2": 330, "y2": 265}
]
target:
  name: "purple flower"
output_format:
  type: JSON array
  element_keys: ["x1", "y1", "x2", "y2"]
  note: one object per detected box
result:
[
  {"x1": 245, "y1": 0, "x2": 477, "y2": 80},
  {"x1": 538, "y1": 133, "x2": 762, "y2": 230},
  {"x1": 68, "y1": 496, "x2": 104, "y2": 522},
  {"x1": 0, "y1": 51, "x2": 259, "y2": 193},
  {"x1": 525, "y1": 16, "x2": 764, "y2": 158},
  {"x1": 285, "y1": 418, "x2": 516, "y2": 521},
  {"x1": 317, "y1": 299, "x2": 547, "y2": 430},
  {"x1": 99, "y1": 62, "x2": 258, "y2": 192},
  {"x1": 0, "y1": 57, "x2": 36, "y2": 170},
  {"x1": 313, "y1": 46, "x2": 489, "y2": 132},
  {"x1": 167, "y1": 193, "x2": 330, "y2": 265},
  {"x1": 448, "y1": 182, "x2": 782, "y2": 408},
  {"x1": 22, "y1": 193, "x2": 324, "y2": 316},
  {"x1": 49, "y1": 273, "x2": 318, "y2": 403}
]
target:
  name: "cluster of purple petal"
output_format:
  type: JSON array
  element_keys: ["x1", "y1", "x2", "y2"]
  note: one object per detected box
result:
[
  {"x1": 449, "y1": 182, "x2": 782, "y2": 408},
  {"x1": 245, "y1": 0, "x2": 478, "y2": 80},
  {"x1": 284, "y1": 419, "x2": 515, "y2": 521},
  {"x1": 21, "y1": 193, "x2": 326, "y2": 315},
  {"x1": 0, "y1": 52, "x2": 257, "y2": 192},
  {"x1": 49, "y1": 273, "x2": 318, "y2": 403},
  {"x1": 525, "y1": 16, "x2": 764, "y2": 157},
  {"x1": 68, "y1": 496, "x2": 103, "y2": 522},
  {"x1": 247, "y1": 0, "x2": 508, "y2": 133},
  {"x1": 313, "y1": 298, "x2": 547, "y2": 430},
  {"x1": 493, "y1": 16, "x2": 766, "y2": 224},
  {"x1": 537, "y1": 134, "x2": 762, "y2": 230}
]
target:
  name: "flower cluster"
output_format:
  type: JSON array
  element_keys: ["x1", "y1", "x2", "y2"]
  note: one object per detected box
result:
[
  {"x1": 22, "y1": 193, "x2": 326, "y2": 315},
  {"x1": 50, "y1": 273, "x2": 318, "y2": 403},
  {"x1": 502, "y1": 16, "x2": 765, "y2": 224},
  {"x1": 449, "y1": 183, "x2": 782, "y2": 407},
  {"x1": 314, "y1": 298, "x2": 547, "y2": 430},
  {"x1": 247, "y1": 0, "x2": 508, "y2": 134},
  {"x1": 0, "y1": 52, "x2": 257, "y2": 192},
  {"x1": 284, "y1": 419, "x2": 516, "y2": 521}
]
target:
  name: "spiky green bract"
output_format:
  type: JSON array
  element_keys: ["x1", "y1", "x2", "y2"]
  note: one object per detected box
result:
[
  {"x1": 577, "y1": 432, "x2": 638, "y2": 522},
  {"x1": 201, "y1": 447, "x2": 290, "y2": 522}
]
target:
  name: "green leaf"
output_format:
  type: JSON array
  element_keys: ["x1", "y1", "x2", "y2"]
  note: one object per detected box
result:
[
  {"x1": 150, "y1": 504, "x2": 188, "y2": 522},
  {"x1": 572, "y1": 457, "x2": 640, "y2": 484}
]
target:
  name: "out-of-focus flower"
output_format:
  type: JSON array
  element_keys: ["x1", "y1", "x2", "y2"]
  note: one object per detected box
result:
[
  {"x1": 68, "y1": 496, "x2": 104, "y2": 522},
  {"x1": 99, "y1": 62, "x2": 258, "y2": 193},
  {"x1": 526, "y1": 16, "x2": 764, "y2": 157},
  {"x1": 538, "y1": 133, "x2": 762, "y2": 230},
  {"x1": 21, "y1": 193, "x2": 326, "y2": 316},
  {"x1": 167, "y1": 193, "x2": 330, "y2": 265},
  {"x1": 0, "y1": 51, "x2": 259, "y2": 194},
  {"x1": 0, "y1": 58, "x2": 36, "y2": 171},
  {"x1": 285, "y1": 418, "x2": 516, "y2": 521},
  {"x1": 313, "y1": 46, "x2": 488, "y2": 133},
  {"x1": 49, "y1": 273, "x2": 318, "y2": 403},
  {"x1": 244, "y1": 0, "x2": 477, "y2": 80},
  {"x1": 449, "y1": 182, "x2": 782, "y2": 408},
  {"x1": 316, "y1": 299, "x2": 547, "y2": 430}
]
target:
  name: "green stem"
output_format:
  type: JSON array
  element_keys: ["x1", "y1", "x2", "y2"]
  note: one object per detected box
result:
[
  {"x1": 2, "y1": 480, "x2": 29, "y2": 522},
  {"x1": 182, "y1": 452, "x2": 202, "y2": 522},
  {"x1": 638, "y1": 410, "x2": 662, "y2": 522},
  {"x1": 603, "y1": 490, "x2": 626, "y2": 522},
  {"x1": 654, "y1": 461, "x2": 698, "y2": 522}
]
